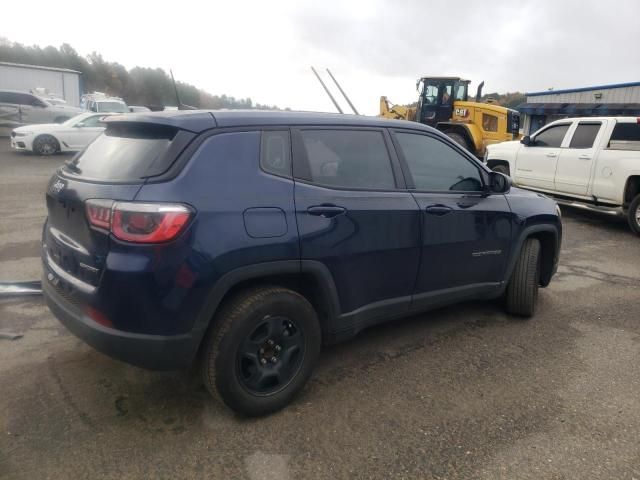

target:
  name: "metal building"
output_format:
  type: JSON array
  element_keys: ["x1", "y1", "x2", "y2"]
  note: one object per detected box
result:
[
  {"x1": 518, "y1": 81, "x2": 640, "y2": 134},
  {"x1": 0, "y1": 62, "x2": 82, "y2": 106}
]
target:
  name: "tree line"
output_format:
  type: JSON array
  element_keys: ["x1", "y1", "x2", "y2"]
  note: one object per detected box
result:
[{"x1": 0, "y1": 38, "x2": 280, "y2": 110}]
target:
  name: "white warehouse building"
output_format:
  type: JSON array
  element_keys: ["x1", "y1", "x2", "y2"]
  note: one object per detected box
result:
[
  {"x1": 0, "y1": 61, "x2": 82, "y2": 106},
  {"x1": 518, "y1": 81, "x2": 640, "y2": 134}
]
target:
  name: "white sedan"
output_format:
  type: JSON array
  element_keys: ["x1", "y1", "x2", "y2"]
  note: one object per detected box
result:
[{"x1": 10, "y1": 112, "x2": 113, "y2": 155}]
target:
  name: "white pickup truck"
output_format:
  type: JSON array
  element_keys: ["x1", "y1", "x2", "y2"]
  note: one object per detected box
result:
[{"x1": 485, "y1": 117, "x2": 640, "y2": 235}]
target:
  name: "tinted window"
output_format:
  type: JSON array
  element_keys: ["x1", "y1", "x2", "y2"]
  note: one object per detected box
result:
[
  {"x1": 395, "y1": 133, "x2": 483, "y2": 192},
  {"x1": 299, "y1": 130, "x2": 395, "y2": 189},
  {"x1": 0, "y1": 92, "x2": 22, "y2": 104},
  {"x1": 63, "y1": 124, "x2": 177, "y2": 181},
  {"x1": 261, "y1": 131, "x2": 291, "y2": 177},
  {"x1": 569, "y1": 123, "x2": 601, "y2": 149},
  {"x1": 610, "y1": 123, "x2": 640, "y2": 141},
  {"x1": 482, "y1": 113, "x2": 498, "y2": 132},
  {"x1": 533, "y1": 124, "x2": 570, "y2": 147},
  {"x1": 80, "y1": 115, "x2": 104, "y2": 127}
]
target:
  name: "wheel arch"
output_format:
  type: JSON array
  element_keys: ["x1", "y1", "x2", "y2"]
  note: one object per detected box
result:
[
  {"x1": 506, "y1": 225, "x2": 560, "y2": 288},
  {"x1": 623, "y1": 175, "x2": 640, "y2": 207},
  {"x1": 437, "y1": 122, "x2": 482, "y2": 154},
  {"x1": 191, "y1": 260, "x2": 340, "y2": 359},
  {"x1": 486, "y1": 159, "x2": 511, "y2": 175}
]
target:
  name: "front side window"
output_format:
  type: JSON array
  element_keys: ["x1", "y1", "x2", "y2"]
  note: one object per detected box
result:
[
  {"x1": 423, "y1": 84, "x2": 439, "y2": 105},
  {"x1": 482, "y1": 113, "x2": 498, "y2": 132},
  {"x1": 569, "y1": 123, "x2": 601, "y2": 149},
  {"x1": 395, "y1": 132, "x2": 483, "y2": 192},
  {"x1": 533, "y1": 124, "x2": 570, "y2": 148},
  {"x1": 299, "y1": 130, "x2": 396, "y2": 190}
]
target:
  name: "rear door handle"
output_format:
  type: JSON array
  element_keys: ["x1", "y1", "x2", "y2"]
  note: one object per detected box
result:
[
  {"x1": 307, "y1": 205, "x2": 346, "y2": 218},
  {"x1": 546, "y1": 152, "x2": 558, "y2": 158},
  {"x1": 425, "y1": 205, "x2": 453, "y2": 216},
  {"x1": 578, "y1": 154, "x2": 592, "y2": 160}
]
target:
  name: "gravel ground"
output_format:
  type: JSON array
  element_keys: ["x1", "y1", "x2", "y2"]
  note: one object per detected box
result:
[{"x1": 1, "y1": 141, "x2": 639, "y2": 479}]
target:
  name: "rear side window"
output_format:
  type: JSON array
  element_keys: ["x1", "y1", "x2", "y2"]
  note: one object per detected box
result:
[
  {"x1": 261, "y1": 131, "x2": 291, "y2": 177},
  {"x1": 610, "y1": 123, "x2": 640, "y2": 141},
  {"x1": 534, "y1": 124, "x2": 570, "y2": 147},
  {"x1": 63, "y1": 123, "x2": 178, "y2": 181},
  {"x1": 298, "y1": 130, "x2": 395, "y2": 190},
  {"x1": 569, "y1": 123, "x2": 601, "y2": 149}
]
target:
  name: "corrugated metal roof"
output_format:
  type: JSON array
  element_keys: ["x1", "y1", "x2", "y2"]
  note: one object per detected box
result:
[
  {"x1": 0, "y1": 61, "x2": 81, "y2": 75},
  {"x1": 517, "y1": 102, "x2": 640, "y2": 115},
  {"x1": 526, "y1": 81, "x2": 640, "y2": 97}
]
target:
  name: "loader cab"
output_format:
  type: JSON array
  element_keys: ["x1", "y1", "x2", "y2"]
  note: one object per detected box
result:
[{"x1": 416, "y1": 77, "x2": 469, "y2": 126}]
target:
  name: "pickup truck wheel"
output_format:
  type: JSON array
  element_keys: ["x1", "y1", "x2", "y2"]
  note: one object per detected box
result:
[
  {"x1": 627, "y1": 195, "x2": 640, "y2": 236},
  {"x1": 505, "y1": 238, "x2": 541, "y2": 317},
  {"x1": 492, "y1": 164, "x2": 510, "y2": 176},
  {"x1": 33, "y1": 135, "x2": 60, "y2": 156},
  {"x1": 201, "y1": 286, "x2": 321, "y2": 416}
]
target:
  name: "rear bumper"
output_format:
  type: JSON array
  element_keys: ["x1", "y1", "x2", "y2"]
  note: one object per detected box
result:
[{"x1": 42, "y1": 272, "x2": 201, "y2": 370}]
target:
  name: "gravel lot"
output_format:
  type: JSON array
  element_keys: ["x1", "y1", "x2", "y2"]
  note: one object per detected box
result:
[{"x1": 1, "y1": 141, "x2": 639, "y2": 479}]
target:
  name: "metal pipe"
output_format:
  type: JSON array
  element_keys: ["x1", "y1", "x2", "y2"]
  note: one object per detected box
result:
[
  {"x1": 326, "y1": 69, "x2": 359, "y2": 115},
  {"x1": 310, "y1": 66, "x2": 343, "y2": 114},
  {"x1": 0, "y1": 281, "x2": 42, "y2": 297}
]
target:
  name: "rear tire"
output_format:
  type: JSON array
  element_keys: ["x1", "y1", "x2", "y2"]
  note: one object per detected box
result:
[
  {"x1": 33, "y1": 135, "x2": 60, "y2": 156},
  {"x1": 201, "y1": 286, "x2": 321, "y2": 416},
  {"x1": 627, "y1": 194, "x2": 640, "y2": 236},
  {"x1": 505, "y1": 238, "x2": 541, "y2": 317}
]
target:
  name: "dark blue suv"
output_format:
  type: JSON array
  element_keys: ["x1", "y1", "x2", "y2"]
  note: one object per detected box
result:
[{"x1": 42, "y1": 110, "x2": 561, "y2": 416}]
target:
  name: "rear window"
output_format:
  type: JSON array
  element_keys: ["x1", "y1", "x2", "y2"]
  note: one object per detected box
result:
[
  {"x1": 63, "y1": 123, "x2": 178, "y2": 181},
  {"x1": 569, "y1": 123, "x2": 601, "y2": 149},
  {"x1": 610, "y1": 122, "x2": 640, "y2": 142}
]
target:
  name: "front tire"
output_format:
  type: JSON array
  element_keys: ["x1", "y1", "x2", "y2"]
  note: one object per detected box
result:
[
  {"x1": 201, "y1": 286, "x2": 321, "y2": 416},
  {"x1": 33, "y1": 135, "x2": 60, "y2": 156},
  {"x1": 446, "y1": 132, "x2": 470, "y2": 151},
  {"x1": 627, "y1": 194, "x2": 640, "y2": 236},
  {"x1": 505, "y1": 238, "x2": 541, "y2": 317}
]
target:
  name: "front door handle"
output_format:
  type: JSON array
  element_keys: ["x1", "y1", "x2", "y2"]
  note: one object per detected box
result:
[
  {"x1": 425, "y1": 205, "x2": 453, "y2": 216},
  {"x1": 546, "y1": 152, "x2": 558, "y2": 158},
  {"x1": 307, "y1": 205, "x2": 346, "y2": 218},
  {"x1": 578, "y1": 154, "x2": 592, "y2": 160}
]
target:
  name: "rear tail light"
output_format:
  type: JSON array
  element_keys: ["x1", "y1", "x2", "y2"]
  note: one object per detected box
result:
[{"x1": 85, "y1": 200, "x2": 193, "y2": 243}]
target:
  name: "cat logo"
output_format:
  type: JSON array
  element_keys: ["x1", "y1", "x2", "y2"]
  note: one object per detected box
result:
[{"x1": 454, "y1": 108, "x2": 469, "y2": 118}]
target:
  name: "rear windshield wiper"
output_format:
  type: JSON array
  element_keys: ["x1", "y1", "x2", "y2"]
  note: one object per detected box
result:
[{"x1": 64, "y1": 158, "x2": 81, "y2": 174}]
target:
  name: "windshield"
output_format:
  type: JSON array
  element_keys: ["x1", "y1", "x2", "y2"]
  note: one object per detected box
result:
[
  {"x1": 62, "y1": 113, "x2": 89, "y2": 126},
  {"x1": 96, "y1": 101, "x2": 128, "y2": 113}
]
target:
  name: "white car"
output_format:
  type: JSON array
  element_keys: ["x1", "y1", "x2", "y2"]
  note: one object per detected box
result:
[
  {"x1": 10, "y1": 112, "x2": 112, "y2": 155},
  {"x1": 81, "y1": 92, "x2": 128, "y2": 113}
]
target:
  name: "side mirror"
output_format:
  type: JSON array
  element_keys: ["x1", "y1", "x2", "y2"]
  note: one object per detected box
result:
[
  {"x1": 520, "y1": 135, "x2": 532, "y2": 146},
  {"x1": 75, "y1": 122, "x2": 85, "y2": 128},
  {"x1": 488, "y1": 171, "x2": 511, "y2": 194}
]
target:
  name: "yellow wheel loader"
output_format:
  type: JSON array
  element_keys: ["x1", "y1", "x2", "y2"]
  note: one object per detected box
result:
[{"x1": 380, "y1": 77, "x2": 520, "y2": 157}]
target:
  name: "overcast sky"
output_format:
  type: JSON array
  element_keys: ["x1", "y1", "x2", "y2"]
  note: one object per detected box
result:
[{"x1": 4, "y1": 0, "x2": 640, "y2": 114}]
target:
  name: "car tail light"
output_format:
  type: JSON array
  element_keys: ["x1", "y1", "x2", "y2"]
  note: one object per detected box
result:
[{"x1": 85, "y1": 200, "x2": 193, "y2": 243}]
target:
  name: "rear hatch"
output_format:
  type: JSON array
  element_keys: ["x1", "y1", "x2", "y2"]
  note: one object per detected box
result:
[{"x1": 43, "y1": 121, "x2": 195, "y2": 294}]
